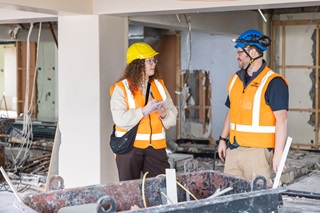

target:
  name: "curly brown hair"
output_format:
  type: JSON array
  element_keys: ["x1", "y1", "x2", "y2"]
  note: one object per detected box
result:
[{"x1": 119, "y1": 59, "x2": 162, "y2": 95}]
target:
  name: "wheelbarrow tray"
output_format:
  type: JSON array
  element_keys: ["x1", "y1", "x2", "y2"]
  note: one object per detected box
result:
[{"x1": 23, "y1": 170, "x2": 284, "y2": 212}]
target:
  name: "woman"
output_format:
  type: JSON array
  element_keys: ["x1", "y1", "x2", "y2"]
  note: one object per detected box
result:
[{"x1": 110, "y1": 42, "x2": 178, "y2": 181}]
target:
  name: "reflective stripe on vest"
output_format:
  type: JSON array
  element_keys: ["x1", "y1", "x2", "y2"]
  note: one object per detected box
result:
[
  {"x1": 116, "y1": 131, "x2": 165, "y2": 140},
  {"x1": 154, "y1": 79, "x2": 167, "y2": 100},
  {"x1": 122, "y1": 79, "x2": 135, "y2": 109},
  {"x1": 229, "y1": 74, "x2": 238, "y2": 97},
  {"x1": 151, "y1": 80, "x2": 167, "y2": 140},
  {"x1": 229, "y1": 70, "x2": 276, "y2": 133}
]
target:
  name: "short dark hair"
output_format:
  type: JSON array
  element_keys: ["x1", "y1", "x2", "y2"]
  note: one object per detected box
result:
[{"x1": 249, "y1": 45, "x2": 263, "y2": 56}]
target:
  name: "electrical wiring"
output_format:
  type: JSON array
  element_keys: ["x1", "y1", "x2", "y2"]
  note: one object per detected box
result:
[
  {"x1": 258, "y1": 9, "x2": 267, "y2": 23},
  {"x1": 22, "y1": 23, "x2": 42, "y2": 159},
  {"x1": 28, "y1": 22, "x2": 42, "y2": 114},
  {"x1": 160, "y1": 191, "x2": 173, "y2": 204},
  {"x1": 12, "y1": 22, "x2": 42, "y2": 172},
  {"x1": 156, "y1": 174, "x2": 198, "y2": 201},
  {"x1": 14, "y1": 23, "x2": 34, "y2": 169},
  {"x1": 142, "y1": 171, "x2": 149, "y2": 208}
]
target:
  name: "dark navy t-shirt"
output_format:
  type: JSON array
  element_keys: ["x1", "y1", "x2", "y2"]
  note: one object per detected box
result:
[{"x1": 225, "y1": 62, "x2": 289, "y2": 111}]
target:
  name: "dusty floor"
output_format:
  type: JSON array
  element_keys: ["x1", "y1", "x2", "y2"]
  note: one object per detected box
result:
[{"x1": 1, "y1": 150, "x2": 320, "y2": 212}]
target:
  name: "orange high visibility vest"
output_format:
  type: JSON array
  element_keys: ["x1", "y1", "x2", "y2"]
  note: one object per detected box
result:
[
  {"x1": 110, "y1": 79, "x2": 167, "y2": 149},
  {"x1": 228, "y1": 66, "x2": 288, "y2": 148}
]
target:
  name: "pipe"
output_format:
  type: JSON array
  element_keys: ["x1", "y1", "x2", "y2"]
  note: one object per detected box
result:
[{"x1": 282, "y1": 189, "x2": 320, "y2": 200}]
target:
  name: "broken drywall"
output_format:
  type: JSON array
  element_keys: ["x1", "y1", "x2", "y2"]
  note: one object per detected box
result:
[{"x1": 178, "y1": 70, "x2": 211, "y2": 140}]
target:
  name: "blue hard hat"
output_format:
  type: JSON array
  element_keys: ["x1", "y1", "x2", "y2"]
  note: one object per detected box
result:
[{"x1": 234, "y1": 29, "x2": 271, "y2": 51}]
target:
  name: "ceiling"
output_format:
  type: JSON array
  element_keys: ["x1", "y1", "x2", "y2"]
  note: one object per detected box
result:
[
  {"x1": 0, "y1": 0, "x2": 319, "y2": 24},
  {"x1": 0, "y1": 8, "x2": 57, "y2": 24}
]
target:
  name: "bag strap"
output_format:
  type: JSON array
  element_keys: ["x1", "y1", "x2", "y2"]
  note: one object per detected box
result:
[
  {"x1": 145, "y1": 82, "x2": 151, "y2": 106},
  {"x1": 131, "y1": 83, "x2": 150, "y2": 128}
]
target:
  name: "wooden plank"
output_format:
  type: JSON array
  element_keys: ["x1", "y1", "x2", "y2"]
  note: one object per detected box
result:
[
  {"x1": 16, "y1": 41, "x2": 38, "y2": 117},
  {"x1": 176, "y1": 32, "x2": 181, "y2": 96},
  {"x1": 184, "y1": 106, "x2": 211, "y2": 109},
  {"x1": 291, "y1": 143, "x2": 317, "y2": 147},
  {"x1": 176, "y1": 32, "x2": 181, "y2": 140},
  {"x1": 315, "y1": 25, "x2": 319, "y2": 149},
  {"x1": 281, "y1": 26, "x2": 286, "y2": 78},
  {"x1": 289, "y1": 108, "x2": 317, "y2": 112},
  {"x1": 199, "y1": 71, "x2": 205, "y2": 124},
  {"x1": 276, "y1": 65, "x2": 316, "y2": 69},
  {"x1": 271, "y1": 24, "x2": 276, "y2": 70},
  {"x1": 272, "y1": 20, "x2": 320, "y2": 26}
]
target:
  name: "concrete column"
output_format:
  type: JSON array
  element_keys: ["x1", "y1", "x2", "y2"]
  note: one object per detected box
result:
[{"x1": 58, "y1": 15, "x2": 127, "y2": 188}]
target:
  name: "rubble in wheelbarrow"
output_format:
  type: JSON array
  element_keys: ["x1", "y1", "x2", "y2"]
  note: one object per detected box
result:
[{"x1": 22, "y1": 170, "x2": 285, "y2": 213}]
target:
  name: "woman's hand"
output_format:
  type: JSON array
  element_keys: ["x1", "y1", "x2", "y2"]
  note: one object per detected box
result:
[
  {"x1": 142, "y1": 99, "x2": 157, "y2": 115},
  {"x1": 154, "y1": 103, "x2": 167, "y2": 119},
  {"x1": 142, "y1": 99, "x2": 167, "y2": 118}
]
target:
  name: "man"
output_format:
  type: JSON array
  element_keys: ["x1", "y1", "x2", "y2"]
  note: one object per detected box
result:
[{"x1": 217, "y1": 29, "x2": 289, "y2": 183}]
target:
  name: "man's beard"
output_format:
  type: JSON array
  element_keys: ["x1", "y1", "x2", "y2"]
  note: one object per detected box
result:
[{"x1": 238, "y1": 60, "x2": 246, "y2": 69}]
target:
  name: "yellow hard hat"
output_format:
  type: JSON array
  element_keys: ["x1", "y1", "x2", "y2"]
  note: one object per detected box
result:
[{"x1": 126, "y1": 42, "x2": 159, "y2": 64}]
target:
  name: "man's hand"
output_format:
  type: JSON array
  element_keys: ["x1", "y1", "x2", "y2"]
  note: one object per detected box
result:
[
  {"x1": 273, "y1": 150, "x2": 285, "y2": 174},
  {"x1": 218, "y1": 140, "x2": 227, "y2": 162}
]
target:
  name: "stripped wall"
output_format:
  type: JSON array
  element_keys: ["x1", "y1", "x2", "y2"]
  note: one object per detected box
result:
[
  {"x1": 180, "y1": 31, "x2": 238, "y2": 140},
  {"x1": 274, "y1": 12, "x2": 320, "y2": 147},
  {"x1": 0, "y1": 45, "x2": 4, "y2": 108}
]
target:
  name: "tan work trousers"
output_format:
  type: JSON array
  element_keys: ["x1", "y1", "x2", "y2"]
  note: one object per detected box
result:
[{"x1": 224, "y1": 147, "x2": 273, "y2": 183}]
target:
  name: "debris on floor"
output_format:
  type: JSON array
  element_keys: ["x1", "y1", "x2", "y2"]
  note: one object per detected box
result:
[{"x1": 0, "y1": 118, "x2": 56, "y2": 192}]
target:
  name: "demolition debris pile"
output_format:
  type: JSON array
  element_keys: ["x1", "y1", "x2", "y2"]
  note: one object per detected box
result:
[{"x1": 0, "y1": 117, "x2": 55, "y2": 190}]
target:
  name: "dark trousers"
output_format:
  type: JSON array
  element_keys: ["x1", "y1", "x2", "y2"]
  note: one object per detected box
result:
[{"x1": 116, "y1": 146, "x2": 170, "y2": 181}]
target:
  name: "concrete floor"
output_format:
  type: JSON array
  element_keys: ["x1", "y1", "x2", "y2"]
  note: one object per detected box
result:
[
  {"x1": 0, "y1": 189, "x2": 36, "y2": 213},
  {"x1": 279, "y1": 171, "x2": 320, "y2": 213},
  {"x1": 1, "y1": 150, "x2": 320, "y2": 212}
]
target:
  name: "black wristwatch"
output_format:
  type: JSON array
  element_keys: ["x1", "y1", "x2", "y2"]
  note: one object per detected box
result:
[
  {"x1": 219, "y1": 136, "x2": 228, "y2": 142},
  {"x1": 216, "y1": 136, "x2": 228, "y2": 145}
]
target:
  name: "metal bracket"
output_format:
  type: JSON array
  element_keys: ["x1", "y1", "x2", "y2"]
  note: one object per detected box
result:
[
  {"x1": 252, "y1": 175, "x2": 267, "y2": 191},
  {"x1": 96, "y1": 195, "x2": 116, "y2": 213},
  {"x1": 48, "y1": 175, "x2": 65, "y2": 191}
]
